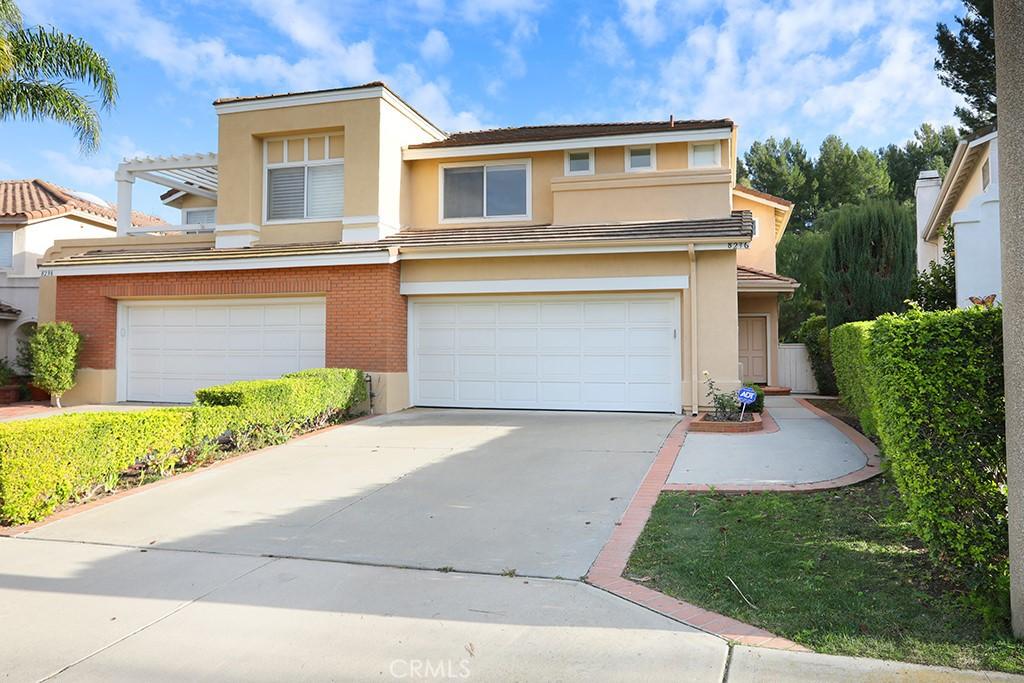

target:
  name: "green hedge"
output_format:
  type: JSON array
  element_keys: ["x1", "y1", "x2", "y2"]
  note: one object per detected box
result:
[
  {"x1": 797, "y1": 315, "x2": 837, "y2": 395},
  {"x1": 830, "y1": 322, "x2": 877, "y2": 435},
  {"x1": 868, "y1": 307, "x2": 1006, "y2": 597},
  {"x1": 0, "y1": 368, "x2": 366, "y2": 525}
]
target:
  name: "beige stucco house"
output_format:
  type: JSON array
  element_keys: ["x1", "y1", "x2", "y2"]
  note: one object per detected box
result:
[
  {"x1": 39, "y1": 82, "x2": 797, "y2": 413},
  {"x1": 0, "y1": 180, "x2": 162, "y2": 368}
]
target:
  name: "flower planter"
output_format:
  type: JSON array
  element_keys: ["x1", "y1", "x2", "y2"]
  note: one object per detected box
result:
[
  {"x1": 689, "y1": 411, "x2": 764, "y2": 433},
  {"x1": 0, "y1": 384, "x2": 21, "y2": 405},
  {"x1": 27, "y1": 384, "x2": 50, "y2": 402}
]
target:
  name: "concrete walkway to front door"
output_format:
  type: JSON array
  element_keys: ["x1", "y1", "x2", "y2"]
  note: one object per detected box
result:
[{"x1": 666, "y1": 396, "x2": 874, "y2": 487}]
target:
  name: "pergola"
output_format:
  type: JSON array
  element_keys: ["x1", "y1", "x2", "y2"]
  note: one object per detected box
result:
[{"x1": 115, "y1": 153, "x2": 219, "y2": 235}]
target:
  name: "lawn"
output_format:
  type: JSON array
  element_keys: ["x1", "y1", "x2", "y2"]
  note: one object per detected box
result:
[{"x1": 626, "y1": 478, "x2": 1024, "y2": 674}]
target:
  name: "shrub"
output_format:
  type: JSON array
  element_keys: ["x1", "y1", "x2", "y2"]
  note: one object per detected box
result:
[
  {"x1": 830, "y1": 321, "x2": 877, "y2": 435},
  {"x1": 869, "y1": 307, "x2": 1006, "y2": 601},
  {"x1": 910, "y1": 228, "x2": 957, "y2": 311},
  {"x1": 29, "y1": 322, "x2": 80, "y2": 407},
  {"x1": 823, "y1": 200, "x2": 916, "y2": 329},
  {"x1": 0, "y1": 368, "x2": 366, "y2": 525},
  {"x1": 0, "y1": 358, "x2": 14, "y2": 386},
  {"x1": 797, "y1": 315, "x2": 837, "y2": 395}
]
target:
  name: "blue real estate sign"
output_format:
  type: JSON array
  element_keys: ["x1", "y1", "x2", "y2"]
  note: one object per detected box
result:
[{"x1": 737, "y1": 387, "x2": 758, "y2": 405}]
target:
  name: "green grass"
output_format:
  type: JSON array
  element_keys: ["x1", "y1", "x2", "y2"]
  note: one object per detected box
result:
[{"x1": 626, "y1": 479, "x2": 1024, "y2": 674}]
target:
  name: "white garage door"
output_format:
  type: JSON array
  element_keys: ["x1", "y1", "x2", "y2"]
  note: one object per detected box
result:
[
  {"x1": 410, "y1": 294, "x2": 680, "y2": 412},
  {"x1": 120, "y1": 297, "x2": 326, "y2": 403}
]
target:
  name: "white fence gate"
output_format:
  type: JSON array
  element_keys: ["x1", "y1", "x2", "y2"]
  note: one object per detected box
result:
[{"x1": 777, "y1": 343, "x2": 819, "y2": 393}]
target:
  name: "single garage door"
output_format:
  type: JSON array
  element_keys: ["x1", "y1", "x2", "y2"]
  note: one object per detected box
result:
[
  {"x1": 121, "y1": 297, "x2": 326, "y2": 403},
  {"x1": 410, "y1": 294, "x2": 680, "y2": 412}
]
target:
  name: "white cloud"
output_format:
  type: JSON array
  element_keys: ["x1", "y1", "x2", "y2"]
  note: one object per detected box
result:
[
  {"x1": 391, "y1": 64, "x2": 486, "y2": 132},
  {"x1": 621, "y1": 0, "x2": 664, "y2": 45},
  {"x1": 580, "y1": 17, "x2": 633, "y2": 69},
  {"x1": 419, "y1": 28, "x2": 452, "y2": 63},
  {"x1": 460, "y1": 0, "x2": 545, "y2": 23}
]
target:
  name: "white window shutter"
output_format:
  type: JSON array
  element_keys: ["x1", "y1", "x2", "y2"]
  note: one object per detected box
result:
[
  {"x1": 267, "y1": 167, "x2": 305, "y2": 220},
  {"x1": 0, "y1": 232, "x2": 13, "y2": 268},
  {"x1": 306, "y1": 164, "x2": 344, "y2": 219}
]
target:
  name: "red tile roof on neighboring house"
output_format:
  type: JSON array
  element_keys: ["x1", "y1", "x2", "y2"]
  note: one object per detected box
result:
[
  {"x1": 0, "y1": 179, "x2": 166, "y2": 227},
  {"x1": 733, "y1": 184, "x2": 794, "y2": 207},
  {"x1": 408, "y1": 119, "x2": 735, "y2": 149}
]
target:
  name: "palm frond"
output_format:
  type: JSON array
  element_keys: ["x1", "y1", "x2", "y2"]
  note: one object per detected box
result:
[
  {"x1": 0, "y1": 79, "x2": 101, "y2": 151},
  {"x1": 0, "y1": 0, "x2": 21, "y2": 28},
  {"x1": 7, "y1": 26, "x2": 117, "y2": 109}
]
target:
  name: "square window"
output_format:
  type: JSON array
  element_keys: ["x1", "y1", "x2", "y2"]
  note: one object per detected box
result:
[
  {"x1": 443, "y1": 166, "x2": 484, "y2": 219},
  {"x1": 566, "y1": 150, "x2": 593, "y2": 175},
  {"x1": 627, "y1": 146, "x2": 654, "y2": 171},
  {"x1": 264, "y1": 135, "x2": 345, "y2": 222},
  {"x1": 691, "y1": 142, "x2": 718, "y2": 167}
]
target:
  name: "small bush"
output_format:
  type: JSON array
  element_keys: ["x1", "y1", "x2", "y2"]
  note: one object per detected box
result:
[
  {"x1": 869, "y1": 307, "x2": 1006, "y2": 602},
  {"x1": 797, "y1": 315, "x2": 837, "y2": 395},
  {"x1": 830, "y1": 322, "x2": 877, "y2": 435},
  {"x1": 0, "y1": 368, "x2": 366, "y2": 525},
  {"x1": 29, "y1": 322, "x2": 80, "y2": 407}
]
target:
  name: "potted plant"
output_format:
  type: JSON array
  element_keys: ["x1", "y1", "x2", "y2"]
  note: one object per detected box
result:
[
  {"x1": 0, "y1": 358, "x2": 19, "y2": 404},
  {"x1": 690, "y1": 371, "x2": 765, "y2": 433}
]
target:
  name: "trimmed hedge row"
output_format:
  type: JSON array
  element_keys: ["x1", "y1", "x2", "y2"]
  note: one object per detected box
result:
[
  {"x1": 830, "y1": 322, "x2": 877, "y2": 436},
  {"x1": 0, "y1": 368, "x2": 366, "y2": 525},
  {"x1": 832, "y1": 308, "x2": 1006, "y2": 598}
]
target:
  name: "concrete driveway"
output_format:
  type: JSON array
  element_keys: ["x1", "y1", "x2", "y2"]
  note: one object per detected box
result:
[{"x1": 1, "y1": 409, "x2": 731, "y2": 681}]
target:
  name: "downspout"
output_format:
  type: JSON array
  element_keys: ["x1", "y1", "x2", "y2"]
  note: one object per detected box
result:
[{"x1": 688, "y1": 244, "x2": 699, "y2": 416}]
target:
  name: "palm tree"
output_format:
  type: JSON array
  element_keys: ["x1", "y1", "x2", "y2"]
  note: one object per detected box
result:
[{"x1": 0, "y1": 0, "x2": 117, "y2": 153}]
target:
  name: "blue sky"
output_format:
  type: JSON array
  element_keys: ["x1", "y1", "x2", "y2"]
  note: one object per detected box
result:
[{"x1": 4, "y1": 0, "x2": 964, "y2": 220}]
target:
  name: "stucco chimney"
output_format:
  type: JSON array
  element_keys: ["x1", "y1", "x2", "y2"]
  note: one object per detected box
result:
[{"x1": 915, "y1": 169, "x2": 943, "y2": 270}]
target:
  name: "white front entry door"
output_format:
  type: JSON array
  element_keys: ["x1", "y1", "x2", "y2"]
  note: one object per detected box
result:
[
  {"x1": 119, "y1": 297, "x2": 326, "y2": 403},
  {"x1": 409, "y1": 293, "x2": 681, "y2": 412}
]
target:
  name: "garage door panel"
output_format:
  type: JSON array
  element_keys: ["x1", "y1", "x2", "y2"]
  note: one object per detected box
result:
[
  {"x1": 124, "y1": 298, "x2": 326, "y2": 403},
  {"x1": 412, "y1": 294, "x2": 679, "y2": 412}
]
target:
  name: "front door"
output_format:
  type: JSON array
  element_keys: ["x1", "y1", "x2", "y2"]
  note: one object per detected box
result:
[{"x1": 738, "y1": 316, "x2": 768, "y2": 384}]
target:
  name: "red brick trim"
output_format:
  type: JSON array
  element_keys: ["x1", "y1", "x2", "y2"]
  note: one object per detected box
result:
[
  {"x1": 662, "y1": 400, "x2": 881, "y2": 494},
  {"x1": 586, "y1": 418, "x2": 807, "y2": 651},
  {"x1": 0, "y1": 415, "x2": 374, "y2": 537},
  {"x1": 689, "y1": 411, "x2": 764, "y2": 433}
]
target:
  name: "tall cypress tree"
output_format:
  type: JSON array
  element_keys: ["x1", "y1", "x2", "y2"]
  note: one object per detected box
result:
[{"x1": 823, "y1": 200, "x2": 916, "y2": 328}]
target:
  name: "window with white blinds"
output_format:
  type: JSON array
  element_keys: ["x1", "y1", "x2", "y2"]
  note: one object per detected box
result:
[
  {"x1": 183, "y1": 207, "x2": 216, "y2": 225},
  {"x1": 264, "y1": 135, "x2": 344, "y2": 222}
]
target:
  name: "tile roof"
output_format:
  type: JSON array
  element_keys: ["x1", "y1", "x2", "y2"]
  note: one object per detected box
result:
[
  {"x1": 737, "y1": 265, "x2": 799, "y2": 291},
  {"x1": 0, "y1": 301, "x2": 20, "y2": 318},
  {"x1": 0, "y1": 180, "x2": 166, "y2": 227},
  {"x1": 381, "y1": 212, "x2": 754, "y2": 248},
  {"x1": 733, "y1": 184, "x2": 794, "y2": 207},
  {"x1": 408, "y1": 119, "x2": 734, "y2": 149},
  {"x1": 44, "y1": 240, "x2": 385, "y2": 267},
  {"x1": 213, "y1": 81, "x2": 387, "y2": 105}
]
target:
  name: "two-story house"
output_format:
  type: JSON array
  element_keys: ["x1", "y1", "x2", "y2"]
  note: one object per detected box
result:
[
  {"x1": 0, "y1": 179, "x2": 162, "y2": 368},
  {"x1": 915, "y1": 127, "x2": 1001, "y2": 308},
  {"x1": 39, "y1": 82, "x2": 796, "y2": 413}
]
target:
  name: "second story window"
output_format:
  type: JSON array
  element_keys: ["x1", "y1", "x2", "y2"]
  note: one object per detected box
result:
[
  {"x1": 626, "y1": 145, "x2": 655, "y2": 172},
  {"x1": 690, "y1": 141, "x2": 721, "y2": 168},
  {"x1": 982, "y1": 159, "x2": 991, "y2": 191},
  {"x1": 264, "y1": 135, "x2": 344, "y2": 223},
  {"x1": 565, "y1": 149, "x2": 594, "y2": 176},
  {"x1": 0, "y1": 231, "x2": 11, "y2": 269},
  {"x1": 183, "y1": 207, "x2": 216, "y2": 225},
  {"x1": 441, "y1": 160, "x2": 530, "y2": 221}
]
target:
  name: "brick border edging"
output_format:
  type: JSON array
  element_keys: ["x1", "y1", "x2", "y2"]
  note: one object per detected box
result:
[
  {"x1": 662, "y1": 400, "x2": 881, "y2": 494},
  {"x1": 0, "y1": 414, "x2": 375, "y2": 537},
  {"x1": 585, "y1": 417, "x2": 808, "y2": 651},
  {"x1": 689, "y1": 411, "x2": 764, "y2": 433}
]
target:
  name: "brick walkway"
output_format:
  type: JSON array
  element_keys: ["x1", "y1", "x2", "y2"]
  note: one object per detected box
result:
[{"x1": 587, "y1": 398, "x2": 882, "y2": 651}]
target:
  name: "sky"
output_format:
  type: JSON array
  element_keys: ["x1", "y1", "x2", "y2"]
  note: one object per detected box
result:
[{"x1": 2, "y1": 0, "x2": 966, "y2": 221}]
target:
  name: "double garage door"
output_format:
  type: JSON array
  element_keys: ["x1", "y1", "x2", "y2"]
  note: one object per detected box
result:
[
  {"x1": 121, "y1": 298, "x2": 326, "y2": 403},
  {"x1": 410, "y1": 294, "x2": 681, "y2": 413}
]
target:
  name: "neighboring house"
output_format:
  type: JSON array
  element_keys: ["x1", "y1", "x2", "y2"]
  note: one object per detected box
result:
[
  {"x1": 39, "y1": 82, "x2": 796, "y2": 413},
  {"x1": 915, "y1": 127, "x2": 1000, "y2": 308},
  {"x1": 0, "y1": 180, "x2": 163, "y2": 368}
]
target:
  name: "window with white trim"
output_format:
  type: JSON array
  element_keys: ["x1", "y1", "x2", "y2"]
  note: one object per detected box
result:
[
  {"x1": 565, "y1": 149, "x2": 594, "y2": 176},
  {"x1": 183, "y1": 207, "x2": 216, "y2": 225},
  {"x1": 689, "y1": 142, "x2": 720, "y2": 168},
  {"x1": 625, "y1": 145, "x2": 655, "y2": 172},
  {"x1": 0, "y1": 231, "x2": 12, "y2": 269},
  {"x1": 264, "y1": 135, "x2": 344, "y2": 223},
  {"x1": 441, "y1": 160, "x2": 530, "y2": 220},
  {"x1": 982, "y1": 159, "x2": 991, "y2": 191}
]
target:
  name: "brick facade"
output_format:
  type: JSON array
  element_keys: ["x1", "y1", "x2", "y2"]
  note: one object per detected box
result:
[{"x1": 54, "y1": 263, "x2": 407, "y2": 372}]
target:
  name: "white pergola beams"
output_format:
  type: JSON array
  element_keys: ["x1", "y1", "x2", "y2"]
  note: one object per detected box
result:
[{"x1": 115, "y1": 153, "x2": 219, "y2": 235}]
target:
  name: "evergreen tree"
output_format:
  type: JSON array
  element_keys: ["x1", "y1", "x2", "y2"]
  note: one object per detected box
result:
[
  {"x1": 935, "y1": 0, "x2": 996, "y2": 132},
  {"x1": 823, "y1": 200, "x2": 915, "y2": 328},
  {"x1": 879, "y1": 123, "x2": 961, "y2": 203},
  {"x1": 742, "y1": 137, "x2": 817, "y2": 229},
  {"x1": 815, "y1": 135, "x2": 892, "y2": 214}
]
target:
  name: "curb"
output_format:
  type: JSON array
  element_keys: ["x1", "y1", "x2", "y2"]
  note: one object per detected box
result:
[{"x1": 585, "y1": 418, "x2": 808, "y2": 651}]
